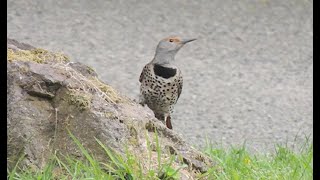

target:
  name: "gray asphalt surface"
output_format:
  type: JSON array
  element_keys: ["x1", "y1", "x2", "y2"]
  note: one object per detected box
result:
[{"x1": 8, "y1": 0, "x2": 313, "y2": 152}]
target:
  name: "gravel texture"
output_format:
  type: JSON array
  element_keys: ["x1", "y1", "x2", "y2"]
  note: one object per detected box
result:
[{"x1": 7, "y1": 0, "x2": 313, "y2": 152}]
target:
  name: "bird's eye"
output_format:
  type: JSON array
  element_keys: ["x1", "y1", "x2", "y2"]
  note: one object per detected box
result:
[{"x1": 169, "y1": 39, "x2": 174, "y2": 42}]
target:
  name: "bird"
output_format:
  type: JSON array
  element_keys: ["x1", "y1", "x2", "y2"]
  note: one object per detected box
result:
[{"x1": 139, "y1": 36, "x2": 196, "y2": 129}]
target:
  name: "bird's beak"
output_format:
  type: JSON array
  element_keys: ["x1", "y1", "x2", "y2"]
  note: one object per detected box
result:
[{"x1": 181, "y1": 38, "x2": 197, "y2": 44}]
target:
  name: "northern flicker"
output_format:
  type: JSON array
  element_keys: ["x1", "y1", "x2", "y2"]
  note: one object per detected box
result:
[{"x1": 139, "y1": 36, "x2": 196, "y2": 129}]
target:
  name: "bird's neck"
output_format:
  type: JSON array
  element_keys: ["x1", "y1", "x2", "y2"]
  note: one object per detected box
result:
[{"x1": 152, "y1": 51, "x2": 176, "y2": 65}]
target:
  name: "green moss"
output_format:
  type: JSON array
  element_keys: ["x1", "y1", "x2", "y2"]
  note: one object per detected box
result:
[
  {"x1": 7, "y1": 48, "x2": 69, "y2": 64},
  {"x1": 89, "y1": 77, "x2": 126, "y2": 103},
  {"x1": 67, "y1": 89, "x2": 92, "y2": 111},
  {"x1": 104, "y1": 112, "x2": 115, "y2": 118},
  {"x1": 86, "y1": 65, "x2": 96, "y2": 74},
  {"x1": 128, "y1": 125, "x2": 139, "y2": 146}
]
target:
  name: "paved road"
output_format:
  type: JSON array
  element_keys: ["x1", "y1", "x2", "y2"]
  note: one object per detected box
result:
[{"x1": 8, "y1": 0, "x2": 313, "y2": 152}]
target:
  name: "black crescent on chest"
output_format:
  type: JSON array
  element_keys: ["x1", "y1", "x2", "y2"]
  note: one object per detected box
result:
[{"x1": 153, "y1": 64, "x2": 177, "y2": 79}]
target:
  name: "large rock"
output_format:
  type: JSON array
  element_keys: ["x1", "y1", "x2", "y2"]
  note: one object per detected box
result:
[{"x1": 7, "y1": 38, "x2": 213, "y2": 178}]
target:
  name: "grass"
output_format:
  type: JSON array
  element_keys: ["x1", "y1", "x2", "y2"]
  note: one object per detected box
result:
[
  {"x1": 201, "y1": 139, "x2": 313, "y2": 180},
  {"x1": 7, "y1": 132, "x2": 313, "y2": 180}
]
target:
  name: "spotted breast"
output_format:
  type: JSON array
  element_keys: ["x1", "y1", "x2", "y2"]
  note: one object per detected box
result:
[{"x1": 139, "y1": 63, "x2": 183, "y2": 116}]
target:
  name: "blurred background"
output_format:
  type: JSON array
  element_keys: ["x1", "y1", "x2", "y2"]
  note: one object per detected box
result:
[{"x1": 7, "y1": 0, "x2": 313, "y2": 152}]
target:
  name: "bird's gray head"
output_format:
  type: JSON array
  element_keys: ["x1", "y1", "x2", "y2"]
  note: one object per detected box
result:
[{"x1": 153, "y1": 36, "x2": 196, "y2": 65}]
